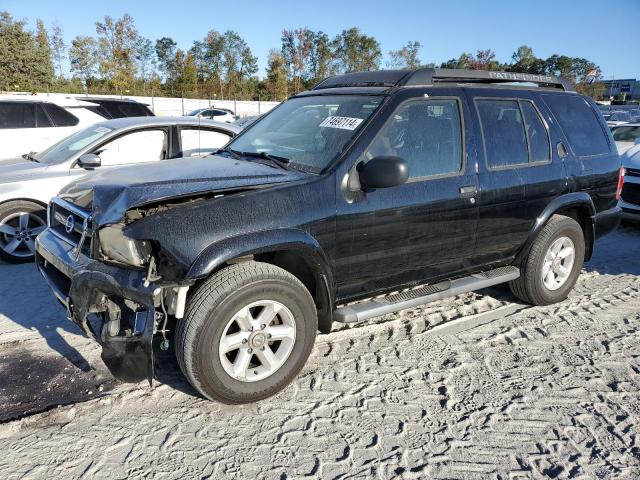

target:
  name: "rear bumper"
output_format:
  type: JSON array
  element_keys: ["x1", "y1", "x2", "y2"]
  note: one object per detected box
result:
[
  {"x1": 594, "y1": 205, "x2": 622, "y2": 239},
  {"x1": 35, "y1": 228, "x2": 157, "y2": 384}
]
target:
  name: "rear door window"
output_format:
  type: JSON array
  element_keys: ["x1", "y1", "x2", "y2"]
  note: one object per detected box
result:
[
  {"x1": 520, "y1": 101, "x2": 550, "y2": 163},
  {"x1": 0, "y1": 102, "x2": 35, "y2": 129},
  {"x1": 542, "y1": 94, "x2": 610, "y2": 157},
  {"x1": 476, "y1": 99, "x2": 529, "y2": 168},
  {"x1": 42, "y1": 104, "x2": 79, "y2": 127}
]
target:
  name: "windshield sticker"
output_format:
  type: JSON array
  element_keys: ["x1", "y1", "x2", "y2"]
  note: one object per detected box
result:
[{"x1": 319, "y1": 116, "x2": 363, "y2": 130}]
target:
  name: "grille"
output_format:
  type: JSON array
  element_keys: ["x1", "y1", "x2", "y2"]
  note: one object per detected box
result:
[
  {"x1": 49, "y1": 198, "x2": 93, "y2": 254},
  {"x1": 621, "y1": 183, "x2": 640, "y2": 206},
  {"x1": 626, "y1": 168, "x2": 640, "y2": 178}
]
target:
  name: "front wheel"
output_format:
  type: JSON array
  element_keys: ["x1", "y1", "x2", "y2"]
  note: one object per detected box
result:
[
  {"x1": 0, "y1": 200, "x2": 47, "y2": 263},
  {"x1": 175, "y1": 261, "x2": 317, "y2": 404},
  {"x1": 509, "y1": 215, "x2": 585, "y2": 306}
]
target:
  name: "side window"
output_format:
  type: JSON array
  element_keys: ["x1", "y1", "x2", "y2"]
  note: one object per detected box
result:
[
  {"x1": 94, "y1": 129, "x2": 167, "y2": 166},
  {"x1": 520, "y1": 101, "x2": 550, "y2": 163},
  {"x1": 0, "y1": 102, "x2": 35, "y2": 129},
  {"x1": 367, "y1": 99, "x2": 463, "y2": 179},
  {"x1": 476, "y1": 99, "x2": 528, "y2": 168},
  {"x1": 35, "y1": 105, "x2": 53, "y2": 127},
  {"x1": 542, "y1": 94, "x2": 610, "y2": 157},
  {"x1": 42, "y1": 104, "x2": 79, "y2": 127},
  {"x1": 180, "y1": 128, "x2": 231, "y2": 157}
]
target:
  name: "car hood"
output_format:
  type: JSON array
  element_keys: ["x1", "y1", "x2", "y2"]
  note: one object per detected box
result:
[
  {"x1": 59, "y1": 155, "x2": 309, "y2": 226},
  {"x1": 0, "y1": 157, "x2": 50, "y2": 182},
  {"x1": 622, "y1": 144, "x2": 640, "y2": 170}
]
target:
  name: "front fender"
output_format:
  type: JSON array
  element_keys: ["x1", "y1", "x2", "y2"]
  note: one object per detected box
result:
[
  {"x1": 515, "y1": 192, "x2": 596, "y2": 264},
  {"x1": 187, "y1": 228, "x2": 334, "y2": 288}
]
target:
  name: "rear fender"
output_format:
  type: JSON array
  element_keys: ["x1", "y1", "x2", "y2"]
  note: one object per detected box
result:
[{"x1": 515, "y1": 192, "x2": 596, "y2": 264}]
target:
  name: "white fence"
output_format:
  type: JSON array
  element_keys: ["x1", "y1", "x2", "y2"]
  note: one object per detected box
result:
[{"x1": 15, "y1": 92, "x2": 280, "y2": 118}]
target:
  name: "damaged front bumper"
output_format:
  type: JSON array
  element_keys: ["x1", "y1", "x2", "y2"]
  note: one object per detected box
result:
[{"x1": 35, "y1": 227, "x2": 158, "y2": 384}]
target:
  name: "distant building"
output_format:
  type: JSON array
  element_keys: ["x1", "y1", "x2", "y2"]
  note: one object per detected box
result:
[{"x1": 602, "y1": 79, "x2": 640, "y2": 101}]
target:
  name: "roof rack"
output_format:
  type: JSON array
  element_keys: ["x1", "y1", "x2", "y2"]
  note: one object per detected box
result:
[{"x1": 313, "y1": 68, "x2": 574, "y2": 92}]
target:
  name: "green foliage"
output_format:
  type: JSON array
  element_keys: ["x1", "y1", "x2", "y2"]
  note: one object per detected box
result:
[
  {"x1": 388, "y1": 41, "x2": 422, "y2": 69},
  {"x1": 0, "y1": 11, "x2": 608, "y2": 101},
  {"x1": 0, "y1": 12, "x2": 54, "y2": 91}
]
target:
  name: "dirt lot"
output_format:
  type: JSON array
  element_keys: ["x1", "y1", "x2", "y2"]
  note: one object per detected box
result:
[{"x1": 0, "y1": 225, "x2": 639, "y2": 479}]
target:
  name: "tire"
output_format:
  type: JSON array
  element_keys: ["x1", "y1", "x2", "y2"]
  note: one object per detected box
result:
[
  {"x1": 175, "y1": 261, "x2": 317, "y2": 404},
  {"x1": 509, "y1": 215, "x2": 585, "y2": 306},
  {"x1": 0, "y1": 200, "x2": 47, "y2": 264}
]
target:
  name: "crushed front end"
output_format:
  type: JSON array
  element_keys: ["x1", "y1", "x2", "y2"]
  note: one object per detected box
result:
[{"x1": 35, "y1": 197, "x2": 178, "y2": 384}]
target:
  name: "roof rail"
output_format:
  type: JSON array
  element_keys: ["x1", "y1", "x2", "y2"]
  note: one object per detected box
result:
[{"x1": 313, "y1": 68, "x2": 574, "y2": 92}]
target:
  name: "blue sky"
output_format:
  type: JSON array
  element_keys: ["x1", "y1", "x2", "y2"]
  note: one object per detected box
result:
[{"x1": 4, "y1": 0, "x2": 640, "y2": 79}]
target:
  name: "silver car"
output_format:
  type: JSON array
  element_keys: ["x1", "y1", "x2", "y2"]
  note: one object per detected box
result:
[{"x1": 0, "y1": 116, "x2": 240, "y2": 263}]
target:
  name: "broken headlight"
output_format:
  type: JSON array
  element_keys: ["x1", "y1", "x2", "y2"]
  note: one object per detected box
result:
[{"x1": 98, "y1": 224, "x2": 152, "y2": 267}]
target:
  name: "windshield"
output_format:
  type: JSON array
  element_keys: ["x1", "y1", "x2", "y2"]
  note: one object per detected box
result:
[
  {"x1": 613, "y1": 125, "x2": 640, "y2": 142},
  {"x1": 35, "y1": 125, "x2": 114, "y2": 164},
  {"x1": 227, "y1": 95, "x2": 383, "y2": 172}
]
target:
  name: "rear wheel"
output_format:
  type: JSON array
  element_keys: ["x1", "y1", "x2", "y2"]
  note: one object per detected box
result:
[
  {"x1": 175, "y1": 261, "x2": 317, "y2": 404},
  {"x1": 509, "y1": 215, "x2": 585, "y2": 306},
  {"x1": 0, "y1": 200, "x2": 47, "y2": 263}
]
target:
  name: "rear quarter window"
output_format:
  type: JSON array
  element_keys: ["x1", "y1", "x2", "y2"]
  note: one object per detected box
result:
[
  {"x1": 42, "y1": 104, "x2": 79, "y2": 127},
  {"x1": 542, "y1": 94, "x2": 610, "y2": 157}
]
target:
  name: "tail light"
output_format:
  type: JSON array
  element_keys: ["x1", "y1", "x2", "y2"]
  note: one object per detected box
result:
[{"x1": 616, "y1": 167, "x2": 625, "y2": 201}]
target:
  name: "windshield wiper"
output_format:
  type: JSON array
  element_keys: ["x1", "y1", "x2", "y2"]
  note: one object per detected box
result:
[
  {"x1": 22, "y1": 152, "x2": 39, "y2": 163},
  {"x1": 214, "y1": 147, "x2": 243, "y2": 160},
  {"x1": 240, "y1": 151, "x2": 291, "y2": 170}
]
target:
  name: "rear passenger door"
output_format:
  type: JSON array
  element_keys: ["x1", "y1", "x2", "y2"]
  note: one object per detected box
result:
[{"x1": 467, "y1": 90, "x2": 564, "y2": 266}]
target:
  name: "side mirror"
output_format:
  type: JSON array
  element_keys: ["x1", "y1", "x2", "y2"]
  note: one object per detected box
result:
[
  {"x1": 356, "y1": 156, "x2": 409, "y2": 190},
  {"x1": 77, "y1": 153, "x2": 101, "y2": 169}
]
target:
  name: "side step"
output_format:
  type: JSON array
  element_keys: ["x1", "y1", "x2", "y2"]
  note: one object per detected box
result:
[{"x1": 333, "y1": 266, "x2": 520, "y2": 324}]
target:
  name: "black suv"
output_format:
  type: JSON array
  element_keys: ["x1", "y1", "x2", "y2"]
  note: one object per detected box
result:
[{"x1": 35, "y1": 69, "x2": 622, "y2": 404}]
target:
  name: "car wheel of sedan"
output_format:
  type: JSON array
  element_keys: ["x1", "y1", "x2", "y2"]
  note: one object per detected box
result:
[
  {"x1": 509, "y1": 214, "x2": 585, "y2": 306},
  {"x1": 175, "y1": 261, "x2": 317, "y2": 404},
  {"x1": 0, "y1": 200, "x2": 47, "y2": 263}
]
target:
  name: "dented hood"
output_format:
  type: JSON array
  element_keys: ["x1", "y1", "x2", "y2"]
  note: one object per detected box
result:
[{"x1": 59, "y1": 155, "x2": 308, "y2": 225}]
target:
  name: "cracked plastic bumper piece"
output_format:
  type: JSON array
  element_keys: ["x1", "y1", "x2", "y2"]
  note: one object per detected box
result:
[{"x1": 35, "y1": 228, "x2": 157, "y2": 384}]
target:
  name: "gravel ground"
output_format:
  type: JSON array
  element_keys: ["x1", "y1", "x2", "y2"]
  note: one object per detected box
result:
[{"x1": 0, "y1": 225, "x2": 639, "y2": 479}]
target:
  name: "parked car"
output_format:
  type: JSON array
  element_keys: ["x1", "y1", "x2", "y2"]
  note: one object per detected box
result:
[
  {"x1": 611, "y1": 123, "x2": 640, "y2": 154},
  {"x1": 80, "y1": 97, "x2": 154, "y2": 119},
  {"x1": 0, "y1": 117, "x2": 239, "y2": 263},
  {"x1": 0, "y1": 95, "x2": 105, "y2": 160},
  {"x1": 35, "y1": 69, "x2": 621, "y2": 404},
  {"x1": 604, "y1": 111, "x2": 633, "y2": 127},
  {"x1": 620, "y1": 143, "x2": 640, "y2": 221},
  {"x1": 187, "y1": 107, "x2": 237, "y2": 123}
]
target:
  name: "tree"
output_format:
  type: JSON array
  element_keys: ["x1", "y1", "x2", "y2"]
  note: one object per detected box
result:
[
  {"x1": 0, "y1": 12, "x2": 54, "y2": 90},
  {"x1": 470, "y1": 49, "x2": 501, "y2": 70},
  {"x1": 135, "y1": 37, "x2": 156, "y2": 82},
  {"x1": 265, "y1": 49, "x2": 288, "y2": 100},
  {"x1": 69, "y1": 35, "x2": 98, "y2": 84},
  {"x1": 50, "y1": 22, "x2": 66, "y2": 78},
  {"x1": 155, "y1": 36, "x2": 177, "y2": 82},
  {"x1": 221, "y1": 30, "x2": 258, "y2": 97},
  {"x1": 387, "y1": 41, "x2": 421, "y2": 69},
  {"x1": 308, "y1": 31, "x2": 335, "y2": 84},
  {"x1": 95, "y1": 14, "x2": 140, "y2": 90},
  {"x1": 175, "y1": 49, "x2": 197, "y2": 94},
  {"x1": 35, "y1": 19, "x2": 55, "y2": 82},
  {"x1": 333, "y1": 27, "x2": 381, "y2": 72},
  {"x1": 281, "y1": 27, "x2": 313, "y2": 93}
]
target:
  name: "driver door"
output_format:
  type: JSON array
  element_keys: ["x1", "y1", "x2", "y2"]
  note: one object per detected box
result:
[{"x1": 334, "y1": 91, "x2": 479, "y2": 301}]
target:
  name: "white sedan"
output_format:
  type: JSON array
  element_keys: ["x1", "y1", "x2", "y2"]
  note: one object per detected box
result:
[{"x1": 0, "y1": 116, "x2": 240, "y2": 262}]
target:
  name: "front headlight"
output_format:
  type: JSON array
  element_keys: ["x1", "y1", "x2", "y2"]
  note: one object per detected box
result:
[{"x1": 98, "y1": 224, "x2": 152, "y2": 267}]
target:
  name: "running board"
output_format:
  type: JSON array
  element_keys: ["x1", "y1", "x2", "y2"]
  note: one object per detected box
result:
[{"x1": 333, "y1": 266, "x2": 520, "y2": 324}]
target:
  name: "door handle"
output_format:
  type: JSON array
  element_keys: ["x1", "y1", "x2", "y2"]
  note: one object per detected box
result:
[{"x1": 459, "y1": 185, "x2": 477, "y2": 198}]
